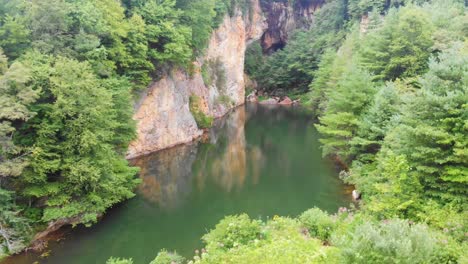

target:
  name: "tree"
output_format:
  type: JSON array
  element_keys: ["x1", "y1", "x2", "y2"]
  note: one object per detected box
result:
[
  {"x1": 136, "y1": 0, "x2": 192, "y2": 65},
  {"x1": 25, "y1": 0, "x2": 73, "y2": 55},
  {"x1": 178, "y1": 0, "x2": 217, "y2": 53},
  {"x1": 359, "y1": 6, "x2": 434, "y2": 81},
  {"x1": 17, "y1": 53, "x2": 139, "y2": 225},
  {"x1": 0, "y1": 15, "x2": 30, "y2": 60},
  {"x1": 315, "y1": 64, "x2": 376, "y2": 162},
  {"x1": 0, "y1": 50, "x2": 38, "y2": 181},
  {"x1": 382, "y1": 44, "x2": 468, "y2": 207},
  {"x1": 306, "y1": 49, "x2": 336, "y2": 116},
  {"x1": 0, "y1": 50, "x2": 35, "y2": 255},
  {"x1": 0, "y1": 189, "x2": 31, "y2": 254},
  {"x1": 350, "y1": 82, "x2": 402, "y2": 161},
  {"x1": 119, "y1": 14, "x2": 153, "y2": 88}
]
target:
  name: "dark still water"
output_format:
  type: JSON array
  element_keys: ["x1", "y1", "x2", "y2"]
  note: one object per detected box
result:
[{"x1": 5, "y1": 104, "x2": 351, "y2": 264}]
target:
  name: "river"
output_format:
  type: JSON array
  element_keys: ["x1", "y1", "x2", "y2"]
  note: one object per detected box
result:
[{"x1": 4, "y1": 103, "x2": 351, "y2": 264}]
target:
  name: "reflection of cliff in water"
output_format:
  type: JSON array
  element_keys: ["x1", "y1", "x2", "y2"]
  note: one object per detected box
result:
[
  {"x1": 131, "y1": 106, "x2": 265, "y2": 209},
  {"x1": 194, "y1": 107, "x2": 265, "y2": 192},
  {"x1": 130, "y1": 143, "x2": 198, "y2": 210}
]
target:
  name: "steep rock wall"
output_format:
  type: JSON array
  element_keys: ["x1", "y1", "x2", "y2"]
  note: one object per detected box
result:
[
  {"x1": 260, "y1": 0, "x2": 324, "y2": 53},
  {"x1": 127, "y1": 0, "x2": 266, "y2": 159}
]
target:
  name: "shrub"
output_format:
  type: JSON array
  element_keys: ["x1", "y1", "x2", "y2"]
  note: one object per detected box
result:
[
  {"x1": 189, "y1": 95, "x2": 214, "y2": 128},
  {"x1": 150, "y1": 250, "x2": 185, "y2": 264},
  {"x1": 201, "y1": 64, "x2": 212, "y2": 86},
  {"x1": 299, "y1": 208, "x2": 336, "y2": 241},
  {"x1": 202, "y1": 214, "x2": 262, "y2": 250},
  {"x1": 106, "y1": 257, "x2": 133, "y2": 264},
  {"x1": 216, "y1": 95, "x2": 233, "y2": 107},
  {"x1": 332, "y1": 219, "x2": 461, "y2": 264},
  {"x1": 195, "y1": 216, "x2": 338, "y2": 264}
]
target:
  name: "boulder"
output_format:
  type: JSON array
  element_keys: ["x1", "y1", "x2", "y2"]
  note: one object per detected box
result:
[
  {"x1": 352, "y1": 189, "x2": 361, "y2": 201},
  {"x1": 279, "y1": 96, "x2": 293, "y2": 105}
]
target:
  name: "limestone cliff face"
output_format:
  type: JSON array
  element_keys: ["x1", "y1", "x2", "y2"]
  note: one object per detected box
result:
[
  {"x1": 127, "y1": 0, "x2": 266, "y2": 159},
  {"x1": 260, "y1": 0, "x2": 324, "y2": 53}
]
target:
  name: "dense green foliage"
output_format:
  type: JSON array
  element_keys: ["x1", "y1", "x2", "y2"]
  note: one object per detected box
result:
[
  {"x1": 312, "y1": 0, "x2": 467, "y2": 223},
  {"x1": 18, "y1": 52, "x2": 140, "y2": 224},
  {"x1": 299, "y1": 207, "x2": 336, "y2": 240},
  {"x1": 0, "y1": 0, "x2": 253, "y2": 256},
  {"x1": 149, "y1": 250, "x2": 185, "y2": 264},
  {"x1": 111, "y1": 208, "x2": 464, "y2": 263},
  {"x1": 306, "y1": 0, "x2": 468, "y2": 258}
]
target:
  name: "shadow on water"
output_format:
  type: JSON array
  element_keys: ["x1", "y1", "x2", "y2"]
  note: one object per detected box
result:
[{"x1": 4, "y1": 104, "x2": 351, "y2": 264}]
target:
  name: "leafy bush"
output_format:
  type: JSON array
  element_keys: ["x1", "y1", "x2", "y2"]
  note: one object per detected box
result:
[
  {"x1": 202, "y1": 214, "x2": 262, "y2": 250},
  {"x1": 299, "y1": 208, "x2": 336, "y2": 241},
  {"x1": 332, "y1": 219, "x2": 461, "y2": 264},
  {"x1": 195, "y1": 216, "x2": 338, "y2": 264},
  {"x1": 106, "y1": 257, "x2": 133, "y2": 264},
  {"x1": 216, "y1": 95, "x2": 233, "y2": 107},
  {"x1": 201, "y1": 64, "x2": 212, "y2": 86},
  {"x1": 150, "y1": 250, "x2": 185, "y2": 264}
]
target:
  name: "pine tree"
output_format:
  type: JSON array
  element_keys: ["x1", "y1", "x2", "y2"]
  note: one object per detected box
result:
[
  {"x1": 316, "y1": 65, "x2": 376, "y2": 162},
  {"x1": 359, "y1": 6, "x2": 433, "y2": 81},
  {"x1": 350, "y1": 82, "x2": 402, "y2": 161},
  {"x1": 382, "y1": 44, "x2": 468, "y2": 208}
]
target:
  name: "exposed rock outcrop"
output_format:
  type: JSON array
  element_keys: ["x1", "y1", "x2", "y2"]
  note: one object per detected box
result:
[
  {"x1": 127, "y1": 0, "x2": 326, "y2": 159},
  {"x1": 260, "y1": 0, "x2": 324, "y2": 54},
  {"x1": 127, "y1": 0, "x2": 266, "y2": 159},
  {"x1": 278, "y1": 96, "x2": 293, "y2": 105},
  {"x1": 352, "y1": 189, "x2": 361, "y2": 201}
]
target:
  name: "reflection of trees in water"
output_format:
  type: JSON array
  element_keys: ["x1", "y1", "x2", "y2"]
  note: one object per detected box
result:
[
  {"x1": 130, "y1": 144, "x2": 197, "y2": 210},
  {"x1": 130, "y1": 105, "x2": 266, "y2": 209}
]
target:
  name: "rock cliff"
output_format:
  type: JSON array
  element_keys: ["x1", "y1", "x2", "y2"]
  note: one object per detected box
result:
[
  {"x1": 260, "y1": 0, "x2": 323, "y2": 53},
  {"x1": 127, "y1": 0, "x2": 323, "y2": 159},
  {"x1": 126, "y1": 0, "x2": 266, "y2": 159}
]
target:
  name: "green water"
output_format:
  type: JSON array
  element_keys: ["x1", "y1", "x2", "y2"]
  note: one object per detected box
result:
[{"x1": 4, "y1": 104, "x2": 351, "y2": 264}]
